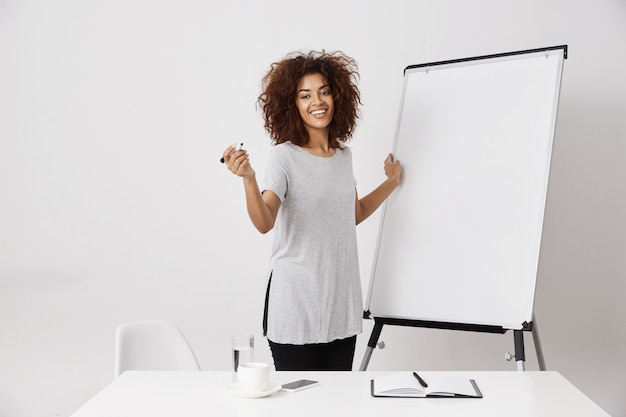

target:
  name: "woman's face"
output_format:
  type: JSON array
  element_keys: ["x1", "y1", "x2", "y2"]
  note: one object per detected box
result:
[{"x1": 295, "y1": 72, "x2": 334, "y2": 135}]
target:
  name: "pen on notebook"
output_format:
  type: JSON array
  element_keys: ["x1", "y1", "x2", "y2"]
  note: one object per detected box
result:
[
  {"x1": 220, "y1": 142, "x2": 244, "y2": 163},
  {"x1": 413, "y1": 372, "x2": 428, "y2": 388}
]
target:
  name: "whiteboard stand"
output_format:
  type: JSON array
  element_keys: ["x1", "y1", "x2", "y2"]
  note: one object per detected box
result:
[
  {"x1": 360, "y1": 45, "x2": 565, "y2": 374},
  {"x1": 359, "y1": 315, "x2": 547, "y2": 371}
]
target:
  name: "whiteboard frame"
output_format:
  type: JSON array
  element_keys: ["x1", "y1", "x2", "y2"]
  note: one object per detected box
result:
[{"x1": 365, "y1": 46, "x2": 567, "y2": 331}]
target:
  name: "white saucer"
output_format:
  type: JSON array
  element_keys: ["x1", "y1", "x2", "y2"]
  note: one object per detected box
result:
[{"x1": 227, "y1": 382, "x2": 282, "y2": 398}]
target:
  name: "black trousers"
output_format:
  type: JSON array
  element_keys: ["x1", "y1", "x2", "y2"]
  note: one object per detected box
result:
[{"x1": 268, "y1": 335, "x2": 357, "y2": 371}]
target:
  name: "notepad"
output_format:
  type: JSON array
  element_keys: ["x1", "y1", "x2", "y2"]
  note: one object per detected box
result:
[{"x1": 371, "y1": 373, "x2": 482, "y2": 398}]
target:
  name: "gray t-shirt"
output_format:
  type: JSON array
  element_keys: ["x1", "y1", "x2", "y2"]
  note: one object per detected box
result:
[{"x1": 262, "y1": 142, "x2": 363, "y2": 344}]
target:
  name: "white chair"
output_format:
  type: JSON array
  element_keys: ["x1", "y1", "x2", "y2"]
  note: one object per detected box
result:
[{"x1": 114, "y1": 320, "x2": 201, "y2": 377}]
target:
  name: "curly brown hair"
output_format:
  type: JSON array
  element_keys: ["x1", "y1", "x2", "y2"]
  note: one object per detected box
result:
[{"x1": 257, "y1": 50, "x2": 361, "y2": 148}]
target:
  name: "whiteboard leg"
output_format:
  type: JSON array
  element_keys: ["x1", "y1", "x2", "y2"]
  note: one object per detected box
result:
[
  {"x1": 359, "y1": 319, "x2": 384, "y2": 371},
  {"x1": 532, "y1": 317, "x2": 547, "y2": 371},
  {"x1": 513, "y1": 330, "x2": 526, "y2": 372},
  {"x1": 359, "y1": 346, "x2": 374, "y2": 371}
]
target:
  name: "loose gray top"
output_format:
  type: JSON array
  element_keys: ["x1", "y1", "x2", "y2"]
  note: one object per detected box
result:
[{"x1": 262, "y1": 142, "x2": 362, "y2": 344}]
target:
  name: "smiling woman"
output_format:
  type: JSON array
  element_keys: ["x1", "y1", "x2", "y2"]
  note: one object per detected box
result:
[{"x1": 221, "y1": 50, "x2": 401, "y2": 371}]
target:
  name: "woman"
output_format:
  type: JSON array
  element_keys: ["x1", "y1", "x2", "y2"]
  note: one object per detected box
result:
[{"x1": 223, "y1": 50, "x2": 401, "y2": 371}]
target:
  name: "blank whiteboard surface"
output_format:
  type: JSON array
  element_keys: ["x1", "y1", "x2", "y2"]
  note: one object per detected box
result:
[{"x1": 366, "y1": 47, "x2": 566, "y2": 330}]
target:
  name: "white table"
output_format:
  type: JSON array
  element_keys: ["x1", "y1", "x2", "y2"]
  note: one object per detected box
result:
[{"x1": 70, "y1": 371, "x2": 610, "y2": 417}]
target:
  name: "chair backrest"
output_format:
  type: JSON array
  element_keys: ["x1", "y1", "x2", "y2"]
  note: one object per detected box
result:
[{"x1": 114, "y1": 320, "x2": 201, "y2": 377}]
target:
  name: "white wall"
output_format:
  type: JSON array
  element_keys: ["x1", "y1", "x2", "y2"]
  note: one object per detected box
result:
[{"x1": 1, "y1": 1, "x2": 624, "y2": 416}]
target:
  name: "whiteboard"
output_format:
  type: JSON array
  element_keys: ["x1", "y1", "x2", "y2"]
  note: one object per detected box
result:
[{"x1": 365, "y1": 46, "x2": 566, "y2": 330}]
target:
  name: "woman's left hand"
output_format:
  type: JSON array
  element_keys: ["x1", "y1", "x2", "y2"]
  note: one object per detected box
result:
[{"x1": 384, "y1": 153, "x2": 402, "y2": 186}]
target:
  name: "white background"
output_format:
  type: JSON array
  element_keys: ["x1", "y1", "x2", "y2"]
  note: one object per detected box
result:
[{"x1": 1, "y1": 1, "x2": 625, "y2": 416}]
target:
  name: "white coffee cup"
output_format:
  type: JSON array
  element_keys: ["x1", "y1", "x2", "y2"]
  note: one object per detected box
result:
[{"x1": 237, "y1": 362, "x2": 269, "y2": 392}]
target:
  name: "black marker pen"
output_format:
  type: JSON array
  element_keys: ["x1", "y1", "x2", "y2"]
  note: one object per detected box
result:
[
  {"x1": 220, "y1": 142, "x2": 244, "y2": 163},
  {"x1": 413, "y1": 372, "x2": 428, "y2": 388}
]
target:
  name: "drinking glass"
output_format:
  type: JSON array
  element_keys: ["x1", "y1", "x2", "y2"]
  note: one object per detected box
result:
[{"x1": 231, "y1": 334, "x2": 254, "y2": 382}]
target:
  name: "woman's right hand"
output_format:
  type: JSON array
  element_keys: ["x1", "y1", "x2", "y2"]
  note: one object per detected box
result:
[{"x1": 222, "y1": 144, "x2": 255, "y2": 178}]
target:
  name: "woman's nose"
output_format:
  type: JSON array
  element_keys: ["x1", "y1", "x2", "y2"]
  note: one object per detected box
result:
[{"x1": 312, "y1": 93, "x2": 323, "y2": 105}]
